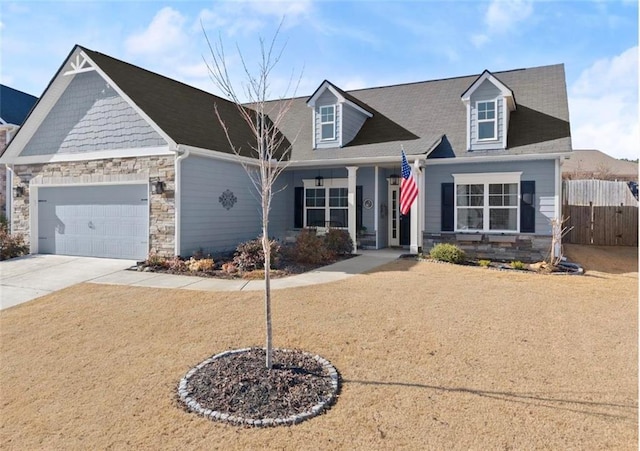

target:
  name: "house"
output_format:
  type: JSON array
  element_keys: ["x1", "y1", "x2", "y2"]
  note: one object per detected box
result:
[
  {"x1": 0, "y1": 85, "x2": 38, "y2": 220},
  {"x1": 563, "y1": 149, "x2": 638, "y2": 182},
  {"x1": 0, "y1": 45, "x2": 572, "y2": 262}
]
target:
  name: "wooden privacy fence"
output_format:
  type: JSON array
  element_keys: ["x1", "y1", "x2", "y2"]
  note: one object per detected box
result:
[{"x1": 563, "y1": 180, "x2": 638, "y2": 246}]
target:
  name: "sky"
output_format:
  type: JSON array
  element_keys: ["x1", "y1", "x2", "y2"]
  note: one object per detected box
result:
[{"x1": 1, "y1": 0, "x2": 638, "y2": 160}]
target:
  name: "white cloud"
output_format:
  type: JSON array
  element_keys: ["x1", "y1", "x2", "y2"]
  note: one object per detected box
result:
[
  {"x1": 125, "y1": 7, "x2": 188, "y2": 55},
  {"x1": 569, "y1": 46, "x2": 639, "y2": 160},
  {"x1": 471, "y1": 0, "x2": 534, "y2": 48}
]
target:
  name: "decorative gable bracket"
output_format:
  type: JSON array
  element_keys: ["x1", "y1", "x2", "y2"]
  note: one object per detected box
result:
[{"x1": 63, "y1": 52, "x2": 96, "y2": 76}]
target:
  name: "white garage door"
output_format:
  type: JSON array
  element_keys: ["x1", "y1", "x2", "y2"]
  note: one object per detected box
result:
[{"x1": 38, "y1": 184, "x2": 149, "y2": 260}]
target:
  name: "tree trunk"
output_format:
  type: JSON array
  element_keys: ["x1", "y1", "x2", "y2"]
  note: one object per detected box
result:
[{"x1": 263, "y1": 202, "x2": 273, "y2": 369}]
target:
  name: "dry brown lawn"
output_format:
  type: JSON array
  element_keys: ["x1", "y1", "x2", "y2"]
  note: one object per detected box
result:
[{"x1": 1, "y1": 245, "x2": 637, "y2": 450}]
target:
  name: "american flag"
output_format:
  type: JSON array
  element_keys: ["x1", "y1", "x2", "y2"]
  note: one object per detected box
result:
[{"x1": 400, "y1": 150, "x2": 418, "y2": 216}]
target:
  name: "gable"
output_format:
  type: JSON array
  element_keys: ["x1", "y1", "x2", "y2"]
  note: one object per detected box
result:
[{"x1": 19, "y1": 71, "x2": 166, "y2": 157}]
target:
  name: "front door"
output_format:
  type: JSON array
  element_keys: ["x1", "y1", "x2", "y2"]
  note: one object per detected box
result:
[{"x1": 388, "y1": 185, "x2": 411, "y2": 247}]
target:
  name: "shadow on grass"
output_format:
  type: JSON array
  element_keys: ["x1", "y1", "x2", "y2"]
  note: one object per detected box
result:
[{"x1": 343, "y1": 378, "x2": 638, "y2": 422}]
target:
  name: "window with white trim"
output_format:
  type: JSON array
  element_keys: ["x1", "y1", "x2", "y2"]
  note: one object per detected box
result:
[
  {"x1": 303, "y1": 179, "x2": 349, "y2": 228},
  {"x1": 453, "y1": 172, "x2": 521, "y2": 232},
  {"x1": 319, "y1": 105, "x2": 335, "y2": 140},
  {"x1": 477, "y1": 101, "x2": 496, "y2": 140}
]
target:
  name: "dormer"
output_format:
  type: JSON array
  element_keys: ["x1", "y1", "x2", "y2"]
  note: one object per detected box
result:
[
  {"x1": 461, "y1": 70, "x2": 516, "y2": 152},
  {"x1": 307, "y1": 80, "x2": 373, "y2": 149}
]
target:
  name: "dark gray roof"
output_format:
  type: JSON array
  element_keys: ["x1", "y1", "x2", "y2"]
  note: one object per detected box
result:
[
  {"x1": 271, "y1": 64, "x2": 572, "y2": 162},
  {"x1": 81, "y1": 47, "x2": 273, "y2": 159},
  {"x1": 0, "y1": 84, "x2": 38, "y2": 126},
  {"x1": 4, "y1": 45, "x2": 571, "y2": 163}
]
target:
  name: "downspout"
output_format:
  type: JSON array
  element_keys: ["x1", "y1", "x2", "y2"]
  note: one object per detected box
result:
[
  {"x1": 6, "y1": 164, "x2": 14, "y2": 233},
  {"x1": 174, "y1": 146, "x2": 190, "y2": 256}
]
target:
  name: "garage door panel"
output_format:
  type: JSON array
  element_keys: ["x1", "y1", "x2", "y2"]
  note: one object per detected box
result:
[{"x1": 38, "y1": 185, "x2": 149, "y2": 260}]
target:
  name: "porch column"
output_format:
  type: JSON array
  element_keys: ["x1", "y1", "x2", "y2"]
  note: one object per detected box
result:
[
  {"x1": 410, "y1": 161, "x2": 423, "y2": 255},
  {"x1": 346, "y1": 166, "x2": 358, "y2": 253}
]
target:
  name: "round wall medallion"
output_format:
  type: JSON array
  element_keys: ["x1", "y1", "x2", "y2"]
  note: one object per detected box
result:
[{"x1": 364, "y1": 199, "x2": 373, "y2": 209}]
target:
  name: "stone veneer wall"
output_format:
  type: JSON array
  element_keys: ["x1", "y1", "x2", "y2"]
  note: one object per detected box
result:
[
  {"x1": 0, "y1": 130, "x2": 8, "y2": 217},
  {"x1": 423, "y1": 232, "x2": 552, "y2": 263},
  {"x1": 12, "y1": 155, "x2": 176, "y2": 256}
]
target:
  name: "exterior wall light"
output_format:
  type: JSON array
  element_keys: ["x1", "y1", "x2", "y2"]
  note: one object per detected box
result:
[
  {"x1": 389, "y1": 174, "x2": 400, "y2": 186},
  {"x1": 13, "y1": 185, "x2": 25, "y2": 198},
  {"x1": 151, "y1": 178, "x2": 165, "y2": 194},
  {"x1": 315, "y1": 176, "x2": 324, "y2": 187}
]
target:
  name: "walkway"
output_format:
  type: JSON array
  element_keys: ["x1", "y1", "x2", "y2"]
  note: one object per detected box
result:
[{"x1": 90, "y1": 249, "x2": 404, "y2": 292}]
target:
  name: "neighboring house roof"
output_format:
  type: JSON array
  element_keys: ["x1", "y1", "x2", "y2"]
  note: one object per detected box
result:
[
  {"x1": 563, "y1": 149, "x2": 638, "y2": 180},
  {"x1": 0, "y1": 84, "x2": 38, "y2": 126}
]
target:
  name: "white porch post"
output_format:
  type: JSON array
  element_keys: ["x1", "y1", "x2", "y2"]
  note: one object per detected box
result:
[
  {"x1": 409, "y1": 161, "x2": 421, "y2": 255},
  {"x1": 415, "y1": 159, "x2": 424, "y2": 254},
  {"x1": 347, "y1": 166, "x2": 358, "y2": 253}
]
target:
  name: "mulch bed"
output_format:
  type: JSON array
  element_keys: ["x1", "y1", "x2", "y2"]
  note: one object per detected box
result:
[{"x1": 179, "y1": 348, "x2": 339, "y2": 426}]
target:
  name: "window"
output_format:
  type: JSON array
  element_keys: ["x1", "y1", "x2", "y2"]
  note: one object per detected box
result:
[
  {"x1": 305, "y1": 188, "x2": 326, "y2": 227},
  {"x1": 328, "y1": 188, "x2": 348, "y2": 227},
  {"x1": 453, "y1": 173, "x2": 521, "y2": 232},
  {"x1": 477, "y1": 101, "x2": 496, "y2": 140},
  {"x1": 319, "y1": 105, "x2": 335, "y2": 140}
]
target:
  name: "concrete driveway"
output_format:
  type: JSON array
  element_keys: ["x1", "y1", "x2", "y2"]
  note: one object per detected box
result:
[{"x1": 0, "y1": 255, "x2": 136, "y2": 310}]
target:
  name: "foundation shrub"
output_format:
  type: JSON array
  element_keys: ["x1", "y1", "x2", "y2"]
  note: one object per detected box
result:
[
  {"x1": 324, "y1": 228, "x2": 353, "y2": 256},
  {"x1": 429, "y1": 243, "x2": 466, "y2": 264},
  {"x1": 233, "y1": 237, "x2": 281, "y2": 272},
  {"x1": 293, "y1": 228, "x2": 334, "y2": 264},
  {"x1": 188, "y1": 257, "x2": 215, "y2": 272},
  {"x1": 0, "y1": 220, "x2": 29, "y2": 261}
]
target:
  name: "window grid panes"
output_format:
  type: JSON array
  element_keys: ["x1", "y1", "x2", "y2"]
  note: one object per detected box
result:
[
  {"x1": 304, "y1": 186, "x2": 348, "y2": 228},
  {"x1": 319, "y1": 105, "x2": 335, "y2": 140},
  {"x1": 456, "y1": 184, "x2": 484, "y2": 230},
  {"x1": 455, "y1": 182, "x2": 518, "y2": 232},
  {"x1": 477, "y1": 101, "x2": 496, "y2": 140}
]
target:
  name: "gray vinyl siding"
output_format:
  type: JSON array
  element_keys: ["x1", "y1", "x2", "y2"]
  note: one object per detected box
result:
[
  {"x1": 315, "y1": 90, "x2": 340, "y2": 149},
  {"x1": 357, "y1": 167, "x2": 376, "y2": 232},
  {"x1": 341, "y1": 104, "x2": 368, "y2": 146},
  {"x1": 180, "y1": 156, "x2": 263, "y2": 256},
  {"x1": 377, "y1": 168, "x2": 390, "y2": 248},
  {"x1": 268, "y1": 171, "x2": 294, "y2": 239},
  {"x1": 469, "y1": 80, "x2": 504, "y2": 151},
  {"x1": 20, "y1": 71, "x2": 166, "y2": 156},
  {"x1": 424, "y1": 159, "x2": 556, "y2": 235}
]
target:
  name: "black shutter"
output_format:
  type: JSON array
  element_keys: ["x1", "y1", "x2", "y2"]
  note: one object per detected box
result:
[
  {"x1": 520, "y1": 181, "x2": 535, "y2": 233},
  {"x1": 356, "y1": 186, "x2": 363, "y2": 231},
  {"x1": 294, "y1": 187, "x2": 304, "y2": 228},
  {"x1": 441, "y1": 183, "x2": 454, "y2": 231}
]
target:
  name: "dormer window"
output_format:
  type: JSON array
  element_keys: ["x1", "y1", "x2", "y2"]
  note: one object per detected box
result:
[
  {"x1": 461, "y1": 70, "x2": 516, "y2": 151},
  {"x1": 320, "y1": 105, "x2": 335, "y2": 140},
  {"x1": 477, "y1": 101, "x2": 496, "y2": 140},
  {"x1": 307, "y1": 80, "x2": 373, "y2": 149}
]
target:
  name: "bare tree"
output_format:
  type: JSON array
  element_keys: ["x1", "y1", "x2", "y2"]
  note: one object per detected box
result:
[{"x1": 203, "y1": 23, "x2": 300, "y2": 369}]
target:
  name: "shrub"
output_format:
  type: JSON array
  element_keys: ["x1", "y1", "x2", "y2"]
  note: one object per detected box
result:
[
  {"x1": 324, "y1": 228, "x2": 353, "y2": 256},
  {"x1": 233, "y1": 237, "x2": 281, "y2": 272},
  {"x1": 0, "y1": 222, "x2": 29, "y2": 261},
  {"x1": 510, "y1": 260, "x2": 526, "y2": 270},
  {"x1": 188, "y1": 257, "x2": 214, "y2": 272},
  {"x1": 292, "y1": 228, "x2": 334, "y2": 264},
  {"x1": 478, "y1": 259, "x2": 491, "y2": 268},
  {"x1": 221, "y1": 262, "x2": 238, "y2": 274},
  {"x1": 166, "y1": 256, "x2": 188, "y2": 272},
  {"x1": 146, "y1": 252, "x2": 165, "y2": 267},
  {"x1": 429, "y1": 243, "x2": 466, "y2": 264}
]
